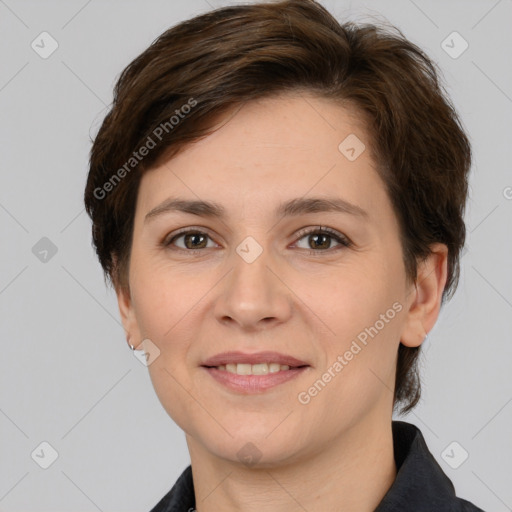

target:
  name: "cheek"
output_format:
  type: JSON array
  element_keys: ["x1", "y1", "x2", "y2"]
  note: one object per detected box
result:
[
  {"x1": 146, "y1": 361, "x2": 197, "y2": 434},
  {"x1": 316, "y1": 261, "x2": 402, "y2": 338},
  {"x1": 310, "y1": 257, "x2": 404, "y2": 390},
  {"x1": 130, "y1": 257, "x2": 201, "y2": 339},
  {"x1": 135, "y1": 272, "x2": 202, "y2": 430}
]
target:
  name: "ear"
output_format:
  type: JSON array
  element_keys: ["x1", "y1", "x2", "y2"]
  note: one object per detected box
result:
[
  {"x1": 400, "y1": 243, "x2": 449, "y2": 348},
  {"x1": 112, "y1": 258, "x2": 143, "y2": 349}
]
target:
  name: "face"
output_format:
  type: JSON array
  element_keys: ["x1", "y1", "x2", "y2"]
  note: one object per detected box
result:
[{"x1": 117, "y1": 93, "x2": 443, "y2": 467}]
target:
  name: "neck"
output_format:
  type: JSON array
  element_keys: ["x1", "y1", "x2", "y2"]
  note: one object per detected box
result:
[{"x1": 186, "y1": 413, "x2": 397, "y2": 512}]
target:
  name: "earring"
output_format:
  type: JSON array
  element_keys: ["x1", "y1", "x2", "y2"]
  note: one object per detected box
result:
[{"x1": 126, "y1": 336, "x2": 135, "y2": 351}]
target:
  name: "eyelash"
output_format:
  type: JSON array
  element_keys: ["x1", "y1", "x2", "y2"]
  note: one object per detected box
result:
[{"x1": 162, "y1": 225, "x2": 352, "y2": 256}]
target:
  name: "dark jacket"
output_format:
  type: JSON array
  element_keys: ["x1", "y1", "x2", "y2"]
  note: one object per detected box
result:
[{"x1": 150, "y1": 420, "x2": 486, "y2": 511}]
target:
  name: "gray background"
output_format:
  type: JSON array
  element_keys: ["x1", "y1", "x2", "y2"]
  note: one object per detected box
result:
[{"x1": 1, "y1": 0, "x2": 511, "y2": 510}]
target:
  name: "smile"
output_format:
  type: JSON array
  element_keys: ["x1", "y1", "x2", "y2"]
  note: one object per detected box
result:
[{"x1": 211, "y1": 363, "x2": 296, "y2": 375}]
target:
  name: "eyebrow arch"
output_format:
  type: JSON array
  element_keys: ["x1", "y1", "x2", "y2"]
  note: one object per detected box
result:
[{"x1": 144, "y1": 196, "x2": 369, "y2": 223}]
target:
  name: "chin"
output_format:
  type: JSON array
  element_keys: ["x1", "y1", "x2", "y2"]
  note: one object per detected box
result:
[{"x1": 200, "y1": 426, "x2": 307, "y2": 467}]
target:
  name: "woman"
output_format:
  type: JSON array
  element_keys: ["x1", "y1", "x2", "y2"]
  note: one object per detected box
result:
[{"x1": 84, "y1": 0, "x2": 485, "y2": 510}]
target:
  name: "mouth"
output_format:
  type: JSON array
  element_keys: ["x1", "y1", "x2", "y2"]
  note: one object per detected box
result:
[
  {"x1": 201, "y1": 350, "x2": 310, "y2": 369},
  {"x1": 200, "y1": 351, "x2": 311, "y2": 393},
  {"x1": 202, "y1": 362, "x2": 309, "y2": 375}
]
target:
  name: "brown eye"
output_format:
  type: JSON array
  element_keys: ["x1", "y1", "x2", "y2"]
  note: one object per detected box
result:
[
  {"x1": 294, "y1": 226, "x2": 351, "y2": 253},
  {"x1": 166, "y1": 230, "x2": 215, "y2": 250}
]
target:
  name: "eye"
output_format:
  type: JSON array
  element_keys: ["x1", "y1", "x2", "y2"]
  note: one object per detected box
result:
[
  {"x1": 164, "y1": 229, "x2": 217, "y2": 251},
  {"x1": 293, "y1": 226, "x2": 352, "y2": 253},
  {"x1": 162, "y1": 225, "x2": 352, "y2": 254}
]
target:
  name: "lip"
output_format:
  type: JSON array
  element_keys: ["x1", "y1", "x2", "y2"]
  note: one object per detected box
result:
[
  {"x1": 201, "y1": 350, "x2": 310, "y2": 368},
  {"x1": 202, "y1": 366, "x2": 309, "y2": 393}
]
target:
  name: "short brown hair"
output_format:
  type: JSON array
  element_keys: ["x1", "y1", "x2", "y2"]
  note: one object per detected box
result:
[{"x1": 84, "y1": 0, "x2": 472, "y2": 415}]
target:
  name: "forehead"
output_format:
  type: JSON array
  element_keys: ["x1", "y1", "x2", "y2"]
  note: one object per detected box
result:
[
  {"x1": 199, "y1": 92, "x2": 372, "y2": 160},
  {"x1": 136, "y1": 93, "x2": 384, "y2": 217}
]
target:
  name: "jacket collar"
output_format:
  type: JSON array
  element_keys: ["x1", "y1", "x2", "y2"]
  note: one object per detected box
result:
[{"x1": 374, "y1": 421, "x2": 483, "y2": 511}]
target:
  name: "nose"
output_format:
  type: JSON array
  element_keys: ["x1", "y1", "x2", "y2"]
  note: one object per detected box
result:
[{"x1": 213, "y1": 241, "x2": 293, "y2": 331}]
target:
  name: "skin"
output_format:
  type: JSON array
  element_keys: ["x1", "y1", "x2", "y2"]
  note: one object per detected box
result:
[{"x1": 116, "y1": 92, "x2": 448, "y2": 512}]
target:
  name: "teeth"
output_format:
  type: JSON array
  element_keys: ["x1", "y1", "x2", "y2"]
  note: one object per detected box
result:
[
  {"x1": 218, "y1": 363, "x2": 292, "y2": 374},
  {"x1": 269, "y1": 363, "x2": 285, "y2": 373}
]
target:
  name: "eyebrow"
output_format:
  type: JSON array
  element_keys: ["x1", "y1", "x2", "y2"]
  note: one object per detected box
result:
[{"x1": 144, "y1": 196, "x2": 369, "y2": 223}]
